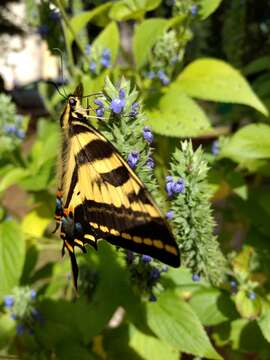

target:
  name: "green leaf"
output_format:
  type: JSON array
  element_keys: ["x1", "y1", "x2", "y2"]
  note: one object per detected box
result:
[
  {"x1": 67, "y1": 3, "x2": 112, "y2": 45},
  {"x1": 133, "y1": 18, "x2": 168, "y2": 69},
  {"x1": 92, "y1": 22, "x2": 120, "y2": 66},
  {"x1": 130, "y1": 325, "x2": 178, "y2": 360},
  {"x1": 0, "y1": 167, "x2": 28, "y2": 193},
  {"x1": 110, "y1": 0, "x2": 161, "y2": 21},
  {"x1": 0, "y1": 221, "x2": 25, "y2": 299},
  {"x1": 199, "y1": 0, "x2": 223, "y2": 19},
  {"x1": 220, "y1": 124, "x2": 270, "y2": 164},
  {"x1": 189, "y1": 288, "x2": 237, "y2": 326},
  {"x1": 147, "y1": 85, "x2": 211, "y2": 137},
  {"x1": 146, "y1": 291, "x2": 221, "y2": 359},
  {"x1": 0, "y1": 314, "x2": 15, "y2": 349},
  {"x1": 257, "y1": 302, "x2": 270, "y2": 343},
  {"x1": 177, "y1": 58, "x2": 268, "y2": 116}
]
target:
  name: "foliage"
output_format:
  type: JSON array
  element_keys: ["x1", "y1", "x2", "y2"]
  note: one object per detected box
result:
[{"x1": 0, "y1": 0, "x2": 270, "y2": 359}]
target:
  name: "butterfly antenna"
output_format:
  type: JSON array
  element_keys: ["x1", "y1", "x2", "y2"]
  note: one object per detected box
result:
[
  {"x1": 46, "y1": 80, "x2": 67, "y2": 99},
  {"x1": 52, "y1": 47, "x2": 68, "y2": 98}
]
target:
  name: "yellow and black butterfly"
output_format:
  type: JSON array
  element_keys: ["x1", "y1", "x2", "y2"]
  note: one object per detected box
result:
[{"x1": 54, "y1": 84, "x2": 180, "y2": 288}]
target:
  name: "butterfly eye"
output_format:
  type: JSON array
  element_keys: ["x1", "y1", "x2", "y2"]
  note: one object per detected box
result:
[{"x1": 69, "y1": 98, "x2": 77, "y2": 107}]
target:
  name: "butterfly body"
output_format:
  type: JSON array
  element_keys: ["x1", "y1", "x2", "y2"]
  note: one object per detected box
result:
[{"x1": 55, "y1": 85, "x2": 180, "y2": 288}]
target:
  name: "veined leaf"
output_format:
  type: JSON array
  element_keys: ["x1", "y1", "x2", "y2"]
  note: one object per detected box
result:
[
  {"x1": 199, "y1": 0, "x2": 223, "y2": 19},
  {"x1": 0, "y1": 221, "x2": 25, "y2": 299},
  {"x1": 177, "y1": 58, "x2": 268, "y2": 116}
]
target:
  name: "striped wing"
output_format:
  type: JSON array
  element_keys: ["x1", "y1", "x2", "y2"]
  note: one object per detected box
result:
[{"x1": 62, "y1": 120, "x2": 180, "y2": 267}]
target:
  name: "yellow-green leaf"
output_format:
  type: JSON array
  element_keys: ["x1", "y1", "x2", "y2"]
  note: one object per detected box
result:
[{"x1": 177, "y1": 58, "x2": 268, "y2": 116}]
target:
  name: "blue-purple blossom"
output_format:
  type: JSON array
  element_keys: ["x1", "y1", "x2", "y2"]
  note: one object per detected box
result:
[
  {"x1": 147, "y1": 71, "x2": 155, "y2": 80},
  {"x1": 110, "y1": 97, "x2": 125, "y2": 114},
  {"x1": 143, "y1": 126, "x2": 154, "y2": 143},
  {"x1": 166, "y1": 209, "x2": 174, "y2": 220},
  {"x1": 157, "y1": 70, "x2": 170, "y2": 85},
  {"x1": 89, "y1": 61, "x2": 96, "y2": 73},
  {"x1": 211, "y1": 140, "x2": 219, "y2": 156},
  {"x1": 126, "y1": 251, "x2": 134, "y2": 264},
  {"x1": 4, "y1": 295, "x2": 14, "y2": 308},
  {"x1": 141, "y1": 254, "x2": 152, "y2": 263},
  {"x1": 16, "y1": 323, "x2": 25, "y2": 335},
  {"x1": 192, "y1": 274, "x2": 200, "y2": 282},
  {"x1": 230, "y1": 280, "x2": 237, "y2": 289},
  {"x1": 149, "y1": 294, "x2": 157, "y2": 302},
  {"x1": 4, "y1": 124, "x2": 17, "y2": 135},
  {"x1": 85, "y1": 44, "x2": 91, "y2": 55},
  {"x1": 94, "y1": 99, "x2": 104, "y2": 107},
  {"x1": 248, "y1": 291, "x2": 256, "y2": 300},
  {"x1": 16, "y1": 129, "x2": 25, "y2": 139},
  {"x1": 173, "y1": 178, "x2": 185, "y2": 193},
  {"x1": 165, "y1": 176, "x2": 174, "y2": 197},
  {"x1": 96, "y1": 108, "x2": 104, "y2": 117},
  {"x1": 150, "y1": 267, "x2": 160, "y2": 280},
  {"x1": 119, "y1": 88, "x2": 125, "y2": 99},
  {"x1": 30, "y1": 289, "x2": 36, "y2": 300},
  {"x1": 101, "y1": 48, "x2": 111, "y2": 68},
  {"x1": 129, "y1": 102, "x2": 139, "y2": 117},
  {"x1": 191, "y1": 4, "x2": 198, "y2": 16},
  {"x1": 146, "y1": 156, "x2": 154, "y2": 169},
  {"x1": 128, "y1": 151, "x2": 140, "y2": 169}
]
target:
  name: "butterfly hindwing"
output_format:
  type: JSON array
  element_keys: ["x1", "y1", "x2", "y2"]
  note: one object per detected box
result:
[{"x1": 56, "y1": 85, "x2": 180, "y2": 288}]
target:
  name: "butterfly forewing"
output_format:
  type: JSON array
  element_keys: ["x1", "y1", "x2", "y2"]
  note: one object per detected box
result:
[{"x1": 56, "y1": 85, "x2": 180, "y2": 288}]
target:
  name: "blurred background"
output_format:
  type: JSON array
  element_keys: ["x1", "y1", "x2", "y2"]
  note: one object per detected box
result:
[{"x1": 0, "y1": 0, "x2": 270, "y2": 359}]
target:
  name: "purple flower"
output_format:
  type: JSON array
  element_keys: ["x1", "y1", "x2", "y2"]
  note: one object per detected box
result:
[
  {"x1": 4, "y1": 124, "x2": 17, "y2": 135},
  {"x1": 143, "y1": 126, "x2": 154, "y2": 143},
  {"x1": 191, "y1": 5, "x2": 198, "y2": 16},
  {"x1": 129, "y1": 102, "x2": 139, "y2": 117},
  {"x1": 16, "y1": 129, "x2": 25, "y2": 139},
  {"x1": 30, "y1": 289, "x2": 36, "y2": 300},
  {"x1": 212, "y1": 140, "x2": 219, "y2": 155},
  {"x1": 110, "y1": 98, "x2": 125, "y2": 114},
  {"x1": 149, "y1": 294, "x2": 157, "y2": 302},
  {"x1": 157, "y1": 70, "x2": 170, "y2": 85},
  {"x1": 147, "y1": 71, "x2": 155, "y2": 80},
  {"x1": 166, "y1": 210, "x2": 174, "y2": 220},
  {"x1": 146, "y1": 156, "x2": 154, "y2": 169},
  {"x1": 4, "y1": 295, "x2": 14, "y2": 308},
  {"x1": 230, "y1": 280, "x2": 237, "y2": 289},
  {"x1": 89, "y1": 61, "x2": 96, "y2": 73},
  {"x1": 128, "y1": 151, "x2": 140, "y2": 169},
  {"x1": 150, "y1": 267, "x2": 160, "y2": 280},
  {"x1": 96, "y1": 108, "x2": 104, "y2": 117},
  {"x1": 126, "y1": 251, "x2": 134, "y2": 264},
  {"x1": 85, "y1": 44, "x2": 91, "y2": 55},
  {"x1": 192, "y1": 274, "x2": 200, "y2": 282},
  {"x1": 94, "y1": 99, "x2": 104, "y2": 107},
  {"x1": 165, "y1": 176, "x2": 174, "y2": 197},
  {"x1": 173, "y1": 178, "x2": 185, "y2": 194},
  {"x1": 101, "y1": 48, "x2": 111, "y2": 68},
  {"x1": 16, "y1": 323, "x2": 25, "y2": 335},
  {"x1": 119, "y1": 88, "x2": 125, "y2": 99},
  {"x1": 248, "y1": 291, "x2": 256, "y2": 300},
  {"x1": 141, "y1": 254, "x2": 152, "y2": 263}
]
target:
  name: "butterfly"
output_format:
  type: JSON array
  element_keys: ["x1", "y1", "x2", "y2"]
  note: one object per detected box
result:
[{"x1": 54, "y1": 84, "x2": 180, "y2": 288}]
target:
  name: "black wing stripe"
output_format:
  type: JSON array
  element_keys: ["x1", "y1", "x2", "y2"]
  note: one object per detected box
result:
[
  {"x1": 127, "y1": 188, "x2": 152, "y2": 205},
  {"x1": 65, "y1": 165, "x2": 78, "y2": 208},
  {"x1": 71, "y1": 124, "x2": 91, "y2": 135},
  {"x1": 99, "y1": 165, "x2": 130, "y2": 187},
  {"x1": 76, "y1": 139, "x2": 114, "y2": 165}
]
